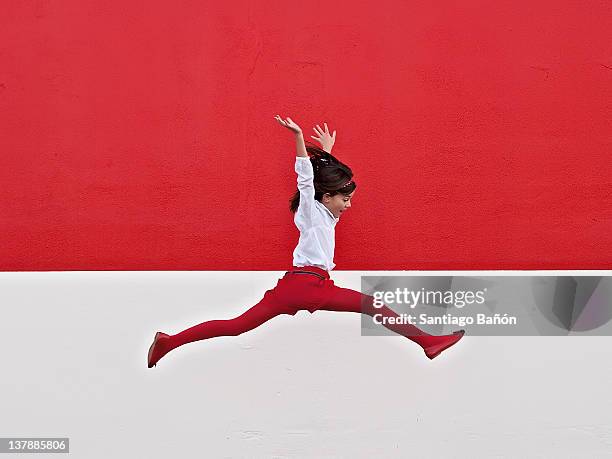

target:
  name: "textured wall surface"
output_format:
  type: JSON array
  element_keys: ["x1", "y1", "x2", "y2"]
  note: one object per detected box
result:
[{"x1": 1, "y1": 1, "x2": 611, "y2": 270}]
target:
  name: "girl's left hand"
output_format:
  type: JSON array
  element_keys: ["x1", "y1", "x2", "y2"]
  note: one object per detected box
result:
[{"x1": 311, "y1": 123, "x2": 336, "y2": 153}]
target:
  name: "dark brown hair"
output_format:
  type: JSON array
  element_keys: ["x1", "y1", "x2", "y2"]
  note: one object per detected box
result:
[{"x1": 289, "y1": 142, "x2": 357, "y2": 213}]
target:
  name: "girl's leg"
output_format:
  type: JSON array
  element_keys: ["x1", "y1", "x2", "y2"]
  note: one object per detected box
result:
[
  {"x1": 319, "y1": 283, "x2": 464, "y2": 355},
  {"x1": 148, "y1": 289, "x2": 289, "y2": 367}
]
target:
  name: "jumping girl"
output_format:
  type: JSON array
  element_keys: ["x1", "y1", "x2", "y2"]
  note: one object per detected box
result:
[{"x1": 147, "y1": 115, "x2": 465, "y2": 368}]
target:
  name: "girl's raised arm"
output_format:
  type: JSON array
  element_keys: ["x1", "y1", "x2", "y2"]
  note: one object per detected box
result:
[
  {"x1": 274, "y1": 115, "x2": 307, "y2": 158},
  {"x1": 275, "y1": 115, "x2": 316, "y2": 224}
]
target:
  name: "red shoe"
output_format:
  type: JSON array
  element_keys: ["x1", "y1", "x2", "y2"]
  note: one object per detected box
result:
[
  {"x1": 148, "y1": 332, "x2": 170, "y2": 368},
  {"x1": 424, "y1": 330, "x2": 465, "y2": 360}
]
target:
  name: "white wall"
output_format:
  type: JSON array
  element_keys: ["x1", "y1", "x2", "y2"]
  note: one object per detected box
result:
[{"x1": 1, "y1": 270, "x2": 611, "y2": 458}]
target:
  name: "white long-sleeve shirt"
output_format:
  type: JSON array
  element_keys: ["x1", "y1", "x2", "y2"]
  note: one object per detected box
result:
[{"x1": 292, "y1": 156, "x2": 340, "y2": 271}]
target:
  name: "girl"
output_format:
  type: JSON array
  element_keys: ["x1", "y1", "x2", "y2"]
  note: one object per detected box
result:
[{"x1": 147, "y1": 116, "x2": 465, "y2": 367}]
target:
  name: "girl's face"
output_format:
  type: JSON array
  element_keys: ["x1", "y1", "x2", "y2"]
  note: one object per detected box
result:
[{"x1": 323, "y1": 191, "x2": 355, "y2": 219}]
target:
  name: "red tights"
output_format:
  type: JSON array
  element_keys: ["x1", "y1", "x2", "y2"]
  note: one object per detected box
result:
[{"x1": 149, "y1": 266, "x2": 464, "y2": 366}]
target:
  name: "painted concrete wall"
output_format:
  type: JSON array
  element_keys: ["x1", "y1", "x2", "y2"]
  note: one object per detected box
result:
[
  {"x1": 2, "y1": 271, "x2": 612, "y2": 457},
  {"x1": 2, "y1": 1, "x2": 611, "y2": 271}
]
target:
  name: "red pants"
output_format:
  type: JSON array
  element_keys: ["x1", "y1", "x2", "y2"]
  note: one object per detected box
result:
[{"x1": 165, "y1": 266, "x2": 436, "y2": 353}]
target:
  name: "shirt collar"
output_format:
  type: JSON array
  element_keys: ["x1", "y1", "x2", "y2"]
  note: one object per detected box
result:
[{"x1": 316, "y1": 201, "x2": 339, "y2": 224}]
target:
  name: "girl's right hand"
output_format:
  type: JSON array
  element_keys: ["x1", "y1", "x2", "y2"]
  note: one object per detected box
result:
[{"x1": 274, "y1": 115, "x2": 303, "y2": 135}]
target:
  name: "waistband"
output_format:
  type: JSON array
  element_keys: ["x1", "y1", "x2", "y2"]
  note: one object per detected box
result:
[{"x1": 287, "y1": 265, "x2": 330, "y2": 279}]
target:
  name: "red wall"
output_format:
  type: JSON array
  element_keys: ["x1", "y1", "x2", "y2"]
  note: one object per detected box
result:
[{"x1": 1, "y1": 1, "x2": 611, "y2": 271}]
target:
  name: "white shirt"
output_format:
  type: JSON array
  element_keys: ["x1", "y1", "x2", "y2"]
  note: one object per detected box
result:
[{"x1": 292, "y1": 156, "x2": 340, "y2": 271}]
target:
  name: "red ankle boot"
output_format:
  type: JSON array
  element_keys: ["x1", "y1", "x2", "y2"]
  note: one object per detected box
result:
[
  {"x1": 148, "y1": 332, "x2": 170, "y2": 368},
  {"x1": 424, "y1": 330, "x2": 465, "y2": 360}
]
